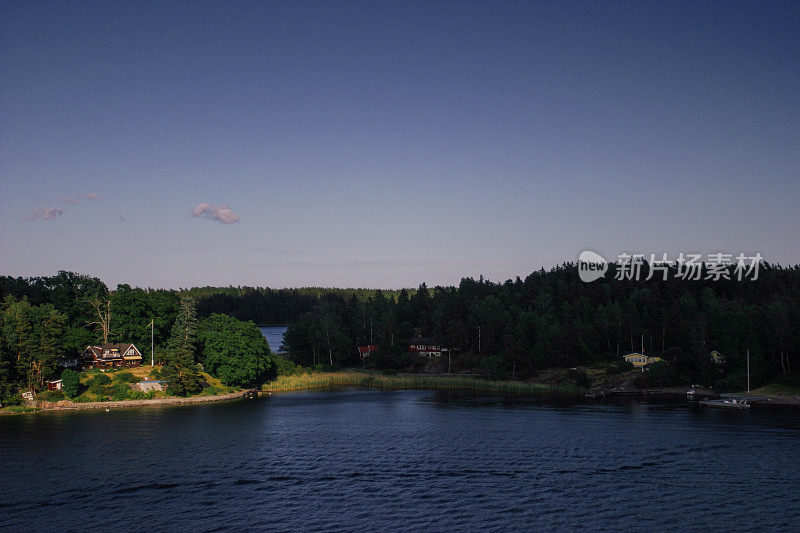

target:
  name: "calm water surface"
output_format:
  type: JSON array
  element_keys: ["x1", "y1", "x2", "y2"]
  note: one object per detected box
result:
[
  {"x1": 1, "y1": 390, "x2": 799, "y2": 532},
  {"x1": 259, "y1": 325, "x2": 287, "y2": 354}
]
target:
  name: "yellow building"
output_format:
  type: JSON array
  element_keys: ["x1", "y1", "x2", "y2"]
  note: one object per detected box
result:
[{"x1": 623, "y1": 352, "x2": 662, "y2": 370}]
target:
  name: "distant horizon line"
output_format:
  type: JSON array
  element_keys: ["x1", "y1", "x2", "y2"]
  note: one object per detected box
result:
[{"x1": 3, "y1": 258, "x2": 799, "y2": 293}]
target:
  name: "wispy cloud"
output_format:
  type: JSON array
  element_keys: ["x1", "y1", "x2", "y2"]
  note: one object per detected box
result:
[
  {"x1": 23, "y1": 192, "x2": 102, "y2": 222},
  {"x1": 191, "y1": 202, "x2": 240, "y2": 224},
  {"x1": 22, "y1": 207, "x2": 65, "y2": 221},
  {"x1": 61, "y1": 192, "x2": 102, "y2": 205}
]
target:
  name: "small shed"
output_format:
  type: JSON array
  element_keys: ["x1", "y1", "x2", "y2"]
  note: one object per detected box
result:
[{"x1": 47, "y1": 379, "x2": 63, "y2": 391}]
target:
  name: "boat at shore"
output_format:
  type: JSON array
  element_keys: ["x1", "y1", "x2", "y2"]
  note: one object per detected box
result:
[{"x1": 700, "y1": 398, "x2": 750, "y2": 410}]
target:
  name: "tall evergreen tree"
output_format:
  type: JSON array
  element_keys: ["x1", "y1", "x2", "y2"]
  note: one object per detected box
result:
[{"x1": 166, "y1": 297, "x2": 199, "y2": 366}]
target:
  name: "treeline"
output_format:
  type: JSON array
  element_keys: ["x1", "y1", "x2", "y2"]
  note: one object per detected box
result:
[
  {"x1": 3, "y1": 263, "x2": 799, "y2": 399},
  {"x1": 0, "y1": 272, "x2": 275, "y2": 403},
  {"x1": 182, "y1": 286, "x2": 409, "y2": 324},
  {"x1": 281, "y1": 263, "x2": 800, "y2": 391}
]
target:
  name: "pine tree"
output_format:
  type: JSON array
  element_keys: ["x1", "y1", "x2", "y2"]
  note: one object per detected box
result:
[{"x1": 166, "y1": 297, "x2": 198, "y2": 367}]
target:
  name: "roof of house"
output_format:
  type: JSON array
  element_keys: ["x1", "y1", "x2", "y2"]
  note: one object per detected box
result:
[
  {"x1": 358, "y1": 345, "x2": 379, "y2": 352},
  {"x1": 83, "y1": 343, "x2": 142, "y2": 359}
]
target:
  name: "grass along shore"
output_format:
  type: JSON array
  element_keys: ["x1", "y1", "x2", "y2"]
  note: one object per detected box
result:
[{"x1": 262, "y1": 371, "x2": 583, "y2": 396}]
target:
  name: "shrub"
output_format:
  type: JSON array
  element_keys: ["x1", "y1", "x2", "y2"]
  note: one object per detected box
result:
[
  {"x1": 4, "y1": 393, "x2": 23, "y2": 406},
  {"x1": 567, "y1": 369, "x2": 592, "y2": 389},
  {"x1": 88, "y1": 374, "x2": 111, "y2": 394},
  {"x1": 607, "y1": 361, "x2": 634, "y2": 375},
  {"x1": 633, "y1": 361, "x2": 681, "y2": 388},
  {"x1": 110, "y1": 381, "x2": 131, "y2": 401},
  {"x1": 61, "y1": 369, "x2": 81, "y2": 397},
  {"x1": 275, "y1": 357, "x2": 304, "y2": 376},
  {"x1": 39, "y1": 390, "x2": 65, "y2": 402},
  {"x1": 114, "y1": 372, "x2": 140, "y2": 383}
]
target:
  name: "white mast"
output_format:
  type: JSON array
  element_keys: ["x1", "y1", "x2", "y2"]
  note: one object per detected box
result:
[
  {"x1": 150, "y1": 319, "x2": 154, "y2": 366},
  {"x1": 747, "y1": 349, "x2": 750, "y2": 394}
]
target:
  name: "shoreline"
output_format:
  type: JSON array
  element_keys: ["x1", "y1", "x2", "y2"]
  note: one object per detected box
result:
[
  {"x1": 1, "y1": 390, "x2": 246, "y2": 414},
  {"x1": 3, "y1": 372, "x2": 583, "y2": 414},
  {"x1": 6, "y1": 371, "x2": 799, "y2": 415}
]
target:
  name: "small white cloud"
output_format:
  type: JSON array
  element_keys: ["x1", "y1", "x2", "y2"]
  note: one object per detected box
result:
[
  {"x1": 23, "y1": 207, "x2": 64, "y2": 221},
  {"x1": 191, "y1": 202, "x2": 240, "y2": 224}
]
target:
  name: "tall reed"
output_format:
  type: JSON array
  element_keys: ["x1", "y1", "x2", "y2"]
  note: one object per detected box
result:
[{"x1": 263, "y1": 372, "x2": 582, "y2": 396}]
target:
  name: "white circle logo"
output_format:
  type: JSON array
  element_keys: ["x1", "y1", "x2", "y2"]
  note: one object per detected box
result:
[{"x1": 578, "y1": 250, "x2": 608, "y2": 282}]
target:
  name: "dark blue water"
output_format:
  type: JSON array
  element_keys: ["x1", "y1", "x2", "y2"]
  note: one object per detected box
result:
[
  {"x1": 259, "y1": 325, "x2": 287, "y2": 354},
  {"x1": 1, "y1": 391, "x2": 799, "y2": 532}
]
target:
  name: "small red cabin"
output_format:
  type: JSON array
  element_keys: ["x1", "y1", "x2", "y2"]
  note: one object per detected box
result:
[{"x1": 358, "y1": 345, "x2": 379, "y2": 358}]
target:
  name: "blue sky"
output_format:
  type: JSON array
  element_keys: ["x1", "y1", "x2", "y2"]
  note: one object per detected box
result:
[{"x1": 1, "y1": 1, "x2": 798, "y2": 289}]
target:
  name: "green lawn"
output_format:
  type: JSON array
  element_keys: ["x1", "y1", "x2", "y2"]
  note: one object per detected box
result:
[{"x1": 747, "y1": 383, "x2": 800, "y2": 396}]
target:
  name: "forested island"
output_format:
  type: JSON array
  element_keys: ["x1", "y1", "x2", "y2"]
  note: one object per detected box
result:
[
  {"x1": 195, "y1": 261, "x2": 800, "y2": 393},
  {"x1": 1, "y1": 261, "x2": 799, "y2": 411}
]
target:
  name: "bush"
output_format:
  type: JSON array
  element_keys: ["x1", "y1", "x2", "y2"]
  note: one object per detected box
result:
[
  {"x1": 87, "y1": 373, "x2": 111, "y2": 394},
  {"x1": 61, "y1": 369, "x2": 81, "y2": 397},
  {"x1": 114, "y1": 372, "x2": 140, "y2": 383},
  {"x1": 275, "y1": 357, "x2": 304, "y2": 376},
  {"x1": 567, "y1": 369, "x2": 592, "y2": 389},
  {"x1": 633, "y1": 361, "x2": 681, "y2": 388},
  {"x1": 606, "y1": 360, "x2": 635, "y2": 375},
  {"x1": 3, "y1": 393, "x2": 23, "y2": 406},
  {"x1": 110, "y1": 381, "x2": 132, "y2": 401},
  {"x1": 39, "y1": 390, "x2": 65, "y2": 402}
]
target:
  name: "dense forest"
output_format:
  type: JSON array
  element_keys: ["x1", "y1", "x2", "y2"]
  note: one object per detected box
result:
[
  {"x1": 183, "y1": 286, "x2": 408, "y2": 324},
  {"x1": 1, "y1": 261, "x2": 799, "y2": 402},
  {"x1": 279, "y1": 262, "x2": 800, "y2": 391}
]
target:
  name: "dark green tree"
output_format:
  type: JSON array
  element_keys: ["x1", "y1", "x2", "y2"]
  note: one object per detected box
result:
[
  {"x1": 166, "y1": 297, "x2": 199, "y2": 366},
  {"x1": 198, "y1": 314, "x2": 275, "y2": 387},
  {"x1": 61, "y1": 368, "x2": 80, "y2": 398}
]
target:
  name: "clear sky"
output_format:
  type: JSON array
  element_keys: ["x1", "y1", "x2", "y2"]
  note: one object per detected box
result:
[{"x1": 1, "y1": 1, "x2": 798, "y2": 289}]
